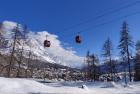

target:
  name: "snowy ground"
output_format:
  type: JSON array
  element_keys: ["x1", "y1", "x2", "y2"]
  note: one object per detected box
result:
[{"x1": 0, "y1": 77, "x2": 140, "y2": 94}]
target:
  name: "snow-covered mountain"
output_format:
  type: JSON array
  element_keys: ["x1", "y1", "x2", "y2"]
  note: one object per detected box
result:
[{"x1": 0, "y1": 21, "x2": 84, "y2": 68}]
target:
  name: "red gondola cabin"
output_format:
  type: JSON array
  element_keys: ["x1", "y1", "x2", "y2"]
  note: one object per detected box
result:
[
  {"x1": 44, "y1": 40, "x2": 51, "y2": 47},
  {"x1": 75, "y1": 35, "x2": 81, "y2": 43}
]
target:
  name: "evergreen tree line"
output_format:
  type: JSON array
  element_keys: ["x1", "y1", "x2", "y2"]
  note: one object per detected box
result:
[{"x1": 85, "y1": 21, "x2": 140, "y2": 82}]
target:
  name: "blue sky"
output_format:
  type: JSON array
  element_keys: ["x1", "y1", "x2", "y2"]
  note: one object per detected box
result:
[{"x1": 0, "y1": 0, "x2": 140, "y2": 58}]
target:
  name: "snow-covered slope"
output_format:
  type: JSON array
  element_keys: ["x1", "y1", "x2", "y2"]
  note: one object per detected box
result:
[
  {"x1": 0, "y1": 77, "x2": 140, "y2": 94},
  {"x1": 0, "y1": 21, "x2": 84, "y2": 68}
]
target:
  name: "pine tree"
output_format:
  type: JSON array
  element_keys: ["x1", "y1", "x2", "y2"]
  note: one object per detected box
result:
[
  {"x1": 134, "y1": 41, "x2": 140, "y2": 81},
  {"x1": 118, "y1": 21, "x2": 134, "y2": 82},
  {"x1": 102, "y1": 37, "x2": 114, "y2": 80}
]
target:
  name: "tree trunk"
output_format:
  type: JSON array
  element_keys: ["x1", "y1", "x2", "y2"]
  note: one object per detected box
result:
[
  {"x1": 127, "y1": 46, "x2": 132, "y2": 82},
  {"x1": 7, "y1": 31, "x2": 17, "y2": 77},
  {"x1": 17, "y1": 47, "x2": 24, "y2": 77}
]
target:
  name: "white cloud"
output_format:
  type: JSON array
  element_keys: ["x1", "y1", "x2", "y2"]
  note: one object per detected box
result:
[{"x1": 35, "y1": 31, "x2": 85, "y2": 68}]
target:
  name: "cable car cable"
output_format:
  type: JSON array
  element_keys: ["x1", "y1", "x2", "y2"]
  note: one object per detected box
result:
[
  {"x1": 61, "y1": 10, "x2": 140, "y2": 45},
  {"x1": 59, "y1": 0, "x2": 140, "y2": 35}
]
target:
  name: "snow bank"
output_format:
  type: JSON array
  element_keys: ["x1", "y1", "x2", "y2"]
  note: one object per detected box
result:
[
  {"x1": 0, "y1": 77, "x2": 88, "y2": 94},
  {"x1": 101, "y1": 81, "x2": 118, "y2": 88},
  {"x1": 0, "y1": 77, "x2": 140, "y2": 94},
  {"x1": 0, "y1": 77, "x2": 54, "y2": 94}
]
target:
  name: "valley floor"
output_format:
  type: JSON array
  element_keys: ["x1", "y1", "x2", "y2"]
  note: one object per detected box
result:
[{"x1": 0, "y1": 77, "x2": 140, "y2": 94}]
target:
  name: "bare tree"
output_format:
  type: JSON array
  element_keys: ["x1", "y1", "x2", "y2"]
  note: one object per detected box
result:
[
  {"x1": 102, "y1": 37, "x2": 114, "y2": 81},
  {"x1": 7, "y1": 24, "x2": 25, "y2": 77},
  {"x1": 90, "y1": 54, "x2": 100, "y2": 81},
  {"x1": 16, "y1": 25, "x2": 28, "y2": 77},
  {"x1": 7, "y1": 25, "x2": 19, "y2": 77},
  {"x1": 85, "y1": 51, "x2": 90, "y2": 81}
]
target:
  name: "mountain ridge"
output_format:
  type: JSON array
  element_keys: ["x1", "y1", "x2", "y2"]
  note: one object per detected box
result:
[{"x1": 0, "y1": 21, "x2": 84, "y2": 68}]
